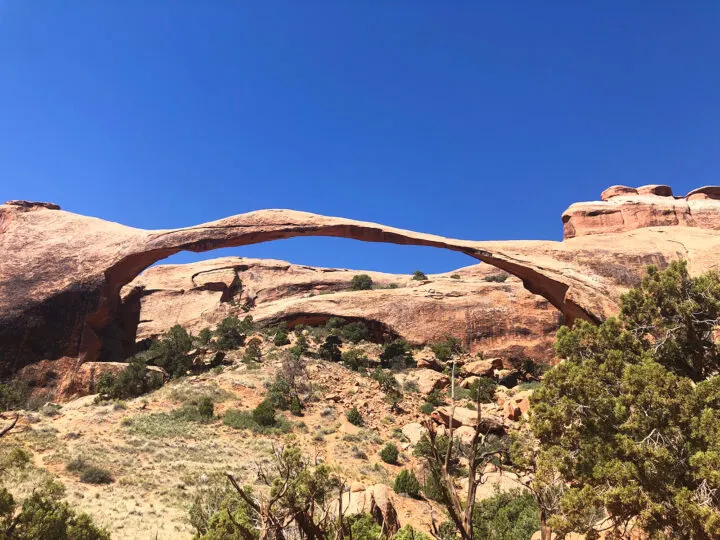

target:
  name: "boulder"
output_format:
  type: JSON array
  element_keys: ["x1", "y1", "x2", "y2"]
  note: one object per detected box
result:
[
  {"x1": 431, "y1": 406, "x2": 505, "y2": 434},
  {"x1": 399, "y1": 369, "x2": 449, "y2": 395},
  {"x1": 401, "y1": 422, "x2": 427, "y2": 445},
  {"x1": 463, "y1": 358, "x2": 503, "y2": 377}
]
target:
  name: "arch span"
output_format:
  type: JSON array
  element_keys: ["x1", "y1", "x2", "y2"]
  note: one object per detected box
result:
[{"x1": 5, "y1": 201, "x2": 710, "y2": 372}]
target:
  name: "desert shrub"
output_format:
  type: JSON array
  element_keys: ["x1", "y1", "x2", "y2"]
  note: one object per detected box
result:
[
  {"x1": 96, "y1": 357, "x2": 163, "y2": 400},
  {"x1": 379, "y1": 442, "x2": 399, "y2": 464},
  {"x1": 394, "y1": 525, "x2": 432, "y2": 540},
  {"x1": 66, "y1": 457, "x2": 113, "y2": 484},
  {"x1": 403, "y1": 380, "x2": 419, "y2": 393},
  {"x1": 430, "y1": 336, "x2": 462, "y2": 362},
  {"x1": 243, "y1": 337, "x2": 262, "y2": 363},
  {"x1": 412, "y1": 270, "x2": 428, "y2": 281},
  {"x1": 214, "y1": 315, "x2": 253, "y2": 350},
  {"x1": 289, "y1": 396, "x2": 302, "y2": 416},
  {"x1": 393, "y1": 469, "x2": 421, "y2": 498},
  {"x1": 471, "y1": 488, "x2": 539, "y2": 540},
  {"x1": 197, "y1": 397, "x2": 214, "y2": 420},
  {"x1": 422, "y1": 473, "x2": 446, "y2": 503},
  {"x1": 371, "y1": 368, "x2": 399, "y2": 394},
  {"x1": 345, "y1": 513, "x2": 381, "y2": 540},
  {"x1": 342, "y1": 348, "x2": 371, "y2": 371},
  {"x1": 517, "y1": 381, "x2": 541, "y2": 391},
  {"x1": 252, "y1": 399, "x2": 276, "y2": 426},
  {"x1": 380, "y1": 339, "x2": 413, "y2": 368},
  {"x1": 223, "y1": 408, "x2": 290, "y2": 434},
  {"x1": 145, "y1": 324, "x2": 194, "y2": 378},
  {"x1": 0, "y1": 489, "x2": 110, "y2": 539},
  {"x1": 419, "y1": 402, "x2": 435, "y2": 415},
  {"x1": 483, "y1": 272, "x2": 509, "y2": 283},
  {"x1": 197, "y1": 327, "x2": 213, "y2": 347},
  {"x1": 346, "y1": 406, "x2": 363, "y2": 426},
  {"x1": 467, "y1": 377, "x2": 497, "y2": 403},
  {"x1": 0, "y1": 379, "x2": 28, "y2": 411},
  {"x1": 425, "y1": 389, "x2": 446, "y2": 407},
  {"x1": 80, "y1": 465, "x2": 113, "y2": 485},
  {"x1": 450, "y1": 274, "x2": 461, "y2": 280},
  {"x1": 266, "y1": 376, "x2": 292, "y2": 410},
  {"x1": 189, "y1": 475, "x2": 258, "y2": 538},
  {"x1": 350, "y1": 274, "x2": 373, "y2": 291},
  {"x1": 319, "y1": 335, "x2": 342, "y2": 362},
  {"x1": 273, "y1": 329, "x2": 290, "y2": 346},
  {"x1": 290, "y1": 332, "x2": 309, "y2": 359},
  {"x1": 341, "y1": 321, "x2": 370, "y2": 343}
]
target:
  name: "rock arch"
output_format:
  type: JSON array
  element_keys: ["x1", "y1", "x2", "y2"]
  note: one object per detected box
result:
[{"x1": 3, "y1": 199, "x2": 719, "y2": 373}]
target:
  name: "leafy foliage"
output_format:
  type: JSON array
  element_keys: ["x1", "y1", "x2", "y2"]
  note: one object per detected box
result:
[
  {"x1": 471, "y1": 488, "x2": 539, "y2": 540},
  {"x1": 342, "y1": 348, "x2": 371, "y2": 371},
  {"x1": 350, "y1": 274, "x2": 373, "y2": 291},
  {"x1": 380, "y1": 339, "x2": 413, "y2": 368},
  {"x1": 380, "y1": 442, "x2": 399, "y2": 464},
  {"x1": 341, "y1": 321, "x2": 370, "y2": 343},
  {"x1": 393, "y1": 469, "x2": 421, "y2": 498},
  {"x1": 252, "y1": 398, "x2": 277, "y2": 427},
  {"x1": 430, "y1": 336, "x2": 462, "y2": 362},
  {"x1": 346, "y1": 406, "x2": 363, "y2": 426},
  {"x1": 530, "y1": 262, "x2": 720, "y2": 538},
  {"x1": 0, "y1": 489, "x2": 110, "y2": 540},
  {"x1": 214, "y1": 316, "x2": 253, "y2": 351},
  {"x1": 290, "y1": 332, "x2": 309, "y2": 359},
  {"x1": 96, "y1": 357, "x2": 163, "y2": 400},
  {"x1": 146, "y1": 324, "x2": 194, "y2": 378},
  {"x1": 319, "y1": 335, "x2": 342, "y2": 362},
  {"x1": 0, "y1": 380, "x2": 28, "y2": 412},
  {"x1": 243, "y1": 337, "x2": 263, "y2": 363}
]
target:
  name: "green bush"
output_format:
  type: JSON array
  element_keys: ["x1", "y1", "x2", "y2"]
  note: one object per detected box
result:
[
  {"x1": 422, "y1": 473, "x2": 446, "y2": 503},
  {"x1": 419, "y1": 402, "x2": 435, "y2": 415},
  {"x1": 394, "y1": 525, "x2": 432, "y2": 540},
  {"x1": 0, "y1": 489, "x2": 110, "y2": 539},
  {"x1": 223, "y1": 408, "x2": 291, "y2": 434},
  {"x1": 380, "y1": 339, "x2": 413, "y2": 368},
  {"x1": 267, "y1": 376, "x2": 292, "y2": 409},
  {"x1": 345, "y1": 513, "x2": 381, "y2": 540},
  {"x1": 96, "y1": 357, "x2": 163, "y2": 400},
  {"x1": 467, "y1": 377, "x2": 497, "y2": 403},
  {"x1": 425, "y1": 389, "x2": 446, "y2": 407},
  {"x1": 341, "y1": 321, "x2": 370, "y2": 343},
  {"x1": 472, "y1": 488, "x2": 539, "y2": 540},
  {"x1": 252, "y1": 399, "x2": 276, "y2": 426},
  {"x1": 350, "y1": 274, "x2": 373, "y2": 291},
  {"x1": 243, "y1": 337, "x2": 262, "y2": 363},
  {"x1": 430, "y1": 336, "x2": 462, "y2": 362},
  {"x1": 379, "y1": 442, "x2": 399, "y2": 464},
  {"x1": 214, "y1": 316, "x2": 253, "y2": 350},
  {"x1": 0, "y1": 379, "x2": 28, "y2": 411},
  {"x1": 346, "y1": 406, "x2": 363, "y2": 426},
  {"x1": 290, "y1": 332, "x2": 309, "y2": 359},
  {"x1": 393, "y1": 469, "x2": 421, "y2": 498},
  {"x1": 319, "y1": 335, "x2": 342, "y2": 362},
  {"x1": 371, "y1": 368, "x2": 399, "y2": 393},
  {"x1": 80, "y1": 465, "x2": 113, "y2": 485},
  {"x1": 146, "y1": 324, "x2": 194, "y2": 377},
  {"x1": 197, "y1": 397, "x2": 214, "y2": 420},
  {"x1": 342, "y1": 348, "x2": 371, "y2": 371},
  {"x1": 273, "y1": 330, "x2": 290, "y2": 346},
  {"x1": 483, "y1": 273, "x2": 509, "y2": 283},
  {"x1": 450, "y1": 274, "x2": 461, "y2": 280},
  {"x1": 197, "y1": 327, "x2": 213, "y2": 347},
  {"x1": 289, "y1": 395, "x2": 302, "y2": 416},
  {"x1": 412, "y1": 270, "x2": 428, "y2": 281}
]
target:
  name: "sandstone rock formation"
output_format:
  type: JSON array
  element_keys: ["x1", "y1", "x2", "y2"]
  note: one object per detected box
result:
[
  {"x1": 2, "y1": 185, "x2": 720, "y2": 377},
  {"x1": 563, "y1": 184, "x2": 720, "y2": 238},
  {"x1": 122, "y1": 257, "x2": 560, "y2": 361}
]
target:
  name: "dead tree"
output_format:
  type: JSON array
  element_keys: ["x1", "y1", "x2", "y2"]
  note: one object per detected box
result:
[{"x1": 421, "y1": 358, "x2": 504, "y2": 540}]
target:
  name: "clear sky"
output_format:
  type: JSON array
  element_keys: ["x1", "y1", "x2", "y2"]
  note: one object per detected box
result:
[{"x1": 1, "y1": 2, "x2": 719, "y2": 274}]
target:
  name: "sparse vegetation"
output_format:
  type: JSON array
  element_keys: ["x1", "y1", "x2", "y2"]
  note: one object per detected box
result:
[
  {"x1": 430, "y1": 336, "x2": 462, "y2": 362},
  {"x1": 214, "y1": 315, "x2": 254, "y2": 350},
  {"x1": 95, "y1": 357, "x2": 164, "y2": 400},
  {"x1": 342, "y1": 348, "x2": 371, "y2": 371},
  {"x1": 419, "y1": 402, "x2": 435, "y2": 415},
  {"x1": 412, "y1": 270, "x2": 428, "y2": 281},
  {"x1": 319, "y1": 334, "x2": 342, "y2": 362},
  {"x1": 243, "y1": 336, "x2": 263, "y2": 363},
  {"x1": 346, "y1": 406, "x2": 363, "y2": 426},
  {"x1": 350, "y1": 274, "x2": 373, "y2": 291},
  {"x1": 0, "y1": 379, "x2": 28, "y2": 411},
  {"x1": 483, "y1": 272, "x2": 509, "y2": 283},
  {"x1": 380, "y1": 339, "x2": 413, "y2": 368},
  {"x1": 393, "y1": 469, "x2": 421, "y2": 498},
  {"x1": 379, "y1": 442, "x2": 399, "y2": 464},
  {"x1": 145, "y1": 324, "x2": 194, "y2": 377}
]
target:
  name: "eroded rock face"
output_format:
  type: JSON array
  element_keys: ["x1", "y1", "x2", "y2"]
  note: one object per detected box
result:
[
  {"x1": 2, "y1": 185, "x2": 720, "y2": 377},
  {"x1": 563, "y1": 185, "x2": 720, "y2": 239},
  {"x1": 122, "y1": 257, "x2": 561, "y2": 362}
]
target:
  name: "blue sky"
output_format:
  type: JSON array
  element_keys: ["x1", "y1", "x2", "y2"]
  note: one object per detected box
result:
[{"x1": 1, "y1": 2, "x2": 719, "y2": 273}]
